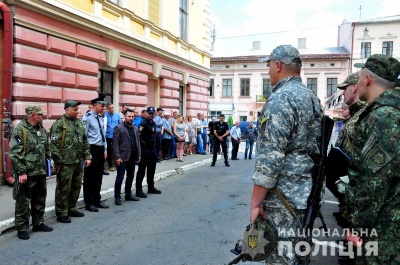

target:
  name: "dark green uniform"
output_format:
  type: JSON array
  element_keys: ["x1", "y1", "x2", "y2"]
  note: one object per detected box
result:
[
  {"x1": 50, "y1": 114, "x2": 91, "y2": 217},
  {"x1": 347, "y1": 75, "x2": 400, "y2": 265},
  {"x1": 9, "y1": 118, "x2": 50, "y2": 232}
]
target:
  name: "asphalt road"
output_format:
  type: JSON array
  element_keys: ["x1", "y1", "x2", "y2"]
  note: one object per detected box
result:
[{"x1": 0, "y1": 154, "x2": 343, "y2": 265}]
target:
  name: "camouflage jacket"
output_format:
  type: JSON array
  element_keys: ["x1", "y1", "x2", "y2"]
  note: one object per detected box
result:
[
  {"x1": 335, "y1": 100, "x2": 368, "y2": 155},
  {"x1": 252, "y1": 76, "x2": 323, "y2": 209},
  {"x1": 9, "y1": 118, "x2": 50, "y2": 176},
  {"x1": 50, "y1": 114, "x2": 91, "y2": 165},
  {"x1": 346, "y1": 88, "x2": 400, "y2": 231}
]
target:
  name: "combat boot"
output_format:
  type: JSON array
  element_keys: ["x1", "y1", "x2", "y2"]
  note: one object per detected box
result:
[{"x1": 17, "y1": 230, "x2": 29, "y2": 240}]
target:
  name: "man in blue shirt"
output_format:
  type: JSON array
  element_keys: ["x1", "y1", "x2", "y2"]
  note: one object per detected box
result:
[
  {"x1": 133, "y1": 108, "x2": 142, "y2": 128},
  {"x1": 153, "y1": 107, "x2": 164, "y2": 162},
  {"x1": 105, "y1": 103, "x2": 121, "y2": 171}
]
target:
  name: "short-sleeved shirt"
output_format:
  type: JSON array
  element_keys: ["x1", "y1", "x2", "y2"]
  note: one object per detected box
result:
[
  {"x1": 153, "y1": 115, "x2": 163, "y2": 133},
  {"x1": 81, "y1": 110, "x2": 107, "y2": 150},
  {"x1": 214, "y1": 121, "x2": 229, "y2": 139},
  {"x1": 162, "y1": 118, "x2": 172, "y2": 139}
]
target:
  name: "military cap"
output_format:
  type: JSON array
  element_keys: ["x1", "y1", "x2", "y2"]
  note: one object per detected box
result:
[
  {"x1": 362, "y1": 54, "x2": 400, "y2": 82},
  {"x1": 259, "y1": 45, "x2": 302, "y2": 67},
  {"x1": 147, "y1": 106, "x2": 156, "y2": 114},
  {"x1": 90, "y1": 95, "x2": 106, "y2": 105},
  {"x1": 64, "y1": 99, "x2": 81, "y2": 109},
  {"x1": 219, "y1": 113, "x2": 225, "y2": 117},
  {"x1": 337, "y1": 72, "x2": 359, "y2": 89},
  {"x1": 164, "y1": 111, "x2": 171, "y2": 116},
  {"x1": 25, "y1": 105, "x2": 45, "y2": 115},
  {"x1": 157, "y1": 107, "x2": 164, "y2": 112}
]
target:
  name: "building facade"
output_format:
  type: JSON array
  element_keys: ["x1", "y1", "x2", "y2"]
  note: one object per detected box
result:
[
  {"x1": 209, "y1": 48, "x2": 350, "y2": 122},
  {"x1": 0, "y1": 0, "x2": 211, "y2": 184}
]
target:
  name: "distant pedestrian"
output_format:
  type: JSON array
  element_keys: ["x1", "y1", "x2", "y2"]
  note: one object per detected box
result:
[
  {"x1": 195, "y1": 113, "x2": 205, "y2": 154},
  {"x1": 9, "y1": 106, "x2": 53, "y2": 240},
  {"x1": 153, "y1": 107, "x2": 164, "y2": 162},
  {"x1": 169, "y1": 111, "x2": 178, "y2": 158},
  {"x1": 113, "y1": 109, "x2": 141, "y2": 205},
  {"x1": 208, "y1": 116, "x2": 216, "y2": 153},
  {"x1": 173, "y1": 115, "x2": 186, "y2": 162},
  {"x1": 105, "y1": 103, "x2": 121, "y2": 172},
  {"x1": 81, "y1": 96, "x2": 109, "y2": 212},
  {"x1": 50, "y1": 100, "x2": 91, "y2": 223},
  {"x1": 119, "y1": 103, "x2": 129, "y2": 122},
  {"x1": 244, "y1": 121, "x2": 257, "y2": 160},
  {"x1": 161, "y1": 112, "x2": 173, "y2": 160},
  {"x1": 230, "y1": 121, "x2": 241, "y2": 160},
  {"x1": 185, "y1": 115, "x2": 196, "y2": 155},
  {"x1": 211, "y1": 114, "x2": 230, "y2": 167},
  {"x1": 135, "y1": 107, "x2": 162, "y2": 198}
]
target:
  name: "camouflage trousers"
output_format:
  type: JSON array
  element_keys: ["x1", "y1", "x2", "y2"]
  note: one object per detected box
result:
[
  {"x1": 354, "y1": 222, "x2": 400, "y2": 265},
  {"x1": 263, "y1": 207, "x2": 307, "y2": 265},
  {"x1": 55, "y1": 163, "x2": 83, "y2": 217},
  {"x1": 13, "y1": 175, "x2": 47, "y2": 231}
]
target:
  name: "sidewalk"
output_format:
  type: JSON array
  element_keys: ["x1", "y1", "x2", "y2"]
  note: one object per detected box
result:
[{"x1": 0, "y1": 152, "x2": 220, "y2": 234}]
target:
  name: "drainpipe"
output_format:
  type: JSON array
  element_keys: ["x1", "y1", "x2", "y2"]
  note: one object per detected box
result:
[
  {"x1": 0, "y1": 2, "x2": 13, "y2": 185},
  {"x1": 350, "y1": 22, "x2": 355, "y2": 74}
]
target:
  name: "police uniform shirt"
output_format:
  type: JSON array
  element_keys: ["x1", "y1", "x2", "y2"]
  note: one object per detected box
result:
[
  {"x1": 214, "y1": 121, "x2": 229, "y2": 139},
  {"x1": 81, "y1": 110, "x2": 107, "y2": 150},
  {"x1": 138, "y1": 118, "x2": 156, "y2": 146}
]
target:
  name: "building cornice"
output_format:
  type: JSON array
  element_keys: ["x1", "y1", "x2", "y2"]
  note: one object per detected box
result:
[{"x1": 12, "y1": 0, "x2": 212, "y2": 75}]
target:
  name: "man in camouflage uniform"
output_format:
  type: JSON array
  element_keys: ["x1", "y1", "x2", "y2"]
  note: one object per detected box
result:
[
  {"x1": 329, "y1": 73, "x2": 368, "y2": 225},
  {"x1": 50, "y1": 100, "x2": 91, "y2": 223},
  {"x1": 346, "y1": 54, "x2": 400, "y2": 264},
  {"x1": 250, "y1": 45, "x2": 322, "y2": 264},
  {"x1": 9, "y1": 106, "x2": 53, "y2": 240}
]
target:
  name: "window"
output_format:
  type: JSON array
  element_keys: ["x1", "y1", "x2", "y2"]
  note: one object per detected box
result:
[
  {"x1": 222, "y1": 79, "x2": 232, "y2": 97},
  {"x1": 149, "y1": 0, "x2": 160, "y2": 26},
  {"x1": 179, "y1": 0, "x2": 187, "y2": 41},
  {"x1": 240, "y1": 78, "x2": 250, "y2": 96},
  {"x1": 382, "y1": 41, "x2": 393, "y2": 57},
  {"x1": 209, "y1": 79, "x2": 214, "y2": 96},
  {"x1": 98, "y1": 70, "x2": 114, "y2": 104},
  {"x1": 239, "y1": 116, "x2": 247, "y2": 122},
  {"x1": 109, "y1": 0, "x2": 119, "y2": 4},
  {"x1": 307, "y1": 78, "x2": 318, "y2": 95},
  {"x1": 210, "y1": 111, "x2": 222, "y2": 117},
  {"x1": 262, "y1": 78, "x2": 273, "y2": 97},
  {"x1": 361, "y1": 42, "x2": 371, "y2": 58},
  {"x1": 327, "y1": 78, "x2": 337, "y2": 97}
]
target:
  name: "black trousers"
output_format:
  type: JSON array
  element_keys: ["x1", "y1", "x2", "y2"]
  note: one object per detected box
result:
[
  {"x1": 136, "y1": 146, "x2": 157, "y2": 192},
  {"x1": 106, "y1": 137, "x2": 114, "y2": 167},
  {"x1": 231, "y1": 139, "x2": 240, "y2": 159},
  {"x1": 212, "y1": 139, "x2": 228, "y2": 163},
  {"x1": 84, "y1": 145, "x2": 105, "y2": 205},
  {"x1": 161, "y1": 138, "x2": 171, "y2": 158}
]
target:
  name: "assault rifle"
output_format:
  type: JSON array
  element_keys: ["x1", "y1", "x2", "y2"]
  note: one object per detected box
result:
[{"x1": 297, "y1": 115, "x2": 334, "y2": 264}]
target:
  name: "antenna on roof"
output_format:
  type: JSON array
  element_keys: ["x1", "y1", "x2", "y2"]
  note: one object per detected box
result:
[
  {"x1": 211, "y1": 24, "x2": 216, "y2": 51},
  {"x1": 359, "y1": 5, "x2": 362, "y2": 21}
]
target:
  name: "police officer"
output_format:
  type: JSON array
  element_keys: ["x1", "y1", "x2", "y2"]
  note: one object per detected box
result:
[
  {"x1": 9, "y1": 106, "x2": 53, "y2": 240},
  {"x1": 211, "y1": 114, "x2": 230, "y2": 167},
  {"x1": 135, "y1": 107, "x2": 162, "y2": 198},
  {"x1": 50, "y1": 100, "x2": 91, "y2": 223},
  {"x1": 81, "y1": 96, "x2": 108, "y2": 212}
]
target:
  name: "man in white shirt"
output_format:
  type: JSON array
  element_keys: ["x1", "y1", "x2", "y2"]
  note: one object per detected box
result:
[{"x1": 230, "y1": 121, "x2": 241, "y2": 160}]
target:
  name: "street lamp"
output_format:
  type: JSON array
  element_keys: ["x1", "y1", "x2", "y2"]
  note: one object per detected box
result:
[{"x1": 361, "y1": 27, "x2": 369, "y2": 63}]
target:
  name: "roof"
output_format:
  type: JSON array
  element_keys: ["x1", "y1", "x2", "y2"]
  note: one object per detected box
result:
[{"x1": 211, "y1": 47, "x2": 350, "y2": 63}]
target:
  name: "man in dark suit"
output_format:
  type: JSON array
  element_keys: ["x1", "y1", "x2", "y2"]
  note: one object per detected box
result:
[{"x1": 113, "y1": 109, "x2": 141, "y2": 205}]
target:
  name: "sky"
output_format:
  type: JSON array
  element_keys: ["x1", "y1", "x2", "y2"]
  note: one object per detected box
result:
[{"x1": 210, "y1": 0, "x2": 400, "y2": 56}]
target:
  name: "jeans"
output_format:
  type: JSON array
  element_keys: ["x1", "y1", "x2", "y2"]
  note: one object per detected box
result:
[
  {"x1": 245, "y1": 139, "x2": 254, "y2": 159},
  {"x1": 170, "y1": 136, "x2": 176, "y2": 158},
  {"x1": 114, "y1": 153, "x2": 136, "y2": 198},
  {"x1": 196, "y1": 133, "x2": 204, "y2": 153},
  {"x1": 201, "y1": 131, "x2": 208, "y2": 154}
]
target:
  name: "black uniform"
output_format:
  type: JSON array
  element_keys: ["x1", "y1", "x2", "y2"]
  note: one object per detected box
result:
[
  {"x1": 136, "y1": 118, "x2": 158, "y2": 194},
  {"x1": 212, "y1": 121, "x2": 229, "y2": 166}
]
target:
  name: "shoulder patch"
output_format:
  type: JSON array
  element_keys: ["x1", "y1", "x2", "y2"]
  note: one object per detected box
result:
[
  {"x1": 85, "y1": 113, "x2": 91, "y2": 117},
  {"x1": 361, "y1": 132, "x2": 377, "y2": 158},
  {"x1": 82, "y1": 120, "x2": 87, "y2": 126},
  {"x1": 365, "y1": 144, "x2": 393, "y2": 172},
  {"x1": 139, "y1": 126, "x2": 144, "y2": 132}
]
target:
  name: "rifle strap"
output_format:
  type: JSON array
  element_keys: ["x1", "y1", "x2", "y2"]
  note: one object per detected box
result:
[
  {"x1": 345, "y1": 134, "x2": 354, "y2": 153},
  {"x1": 22, "y1": 126, "x2": 26, "y2": 155},
  {"x1": 272, "y1": 187, "x2": 299, "y2": 221},
  {"x1": 60, "y1": 118, "x2": 67, "y2": 149}
]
